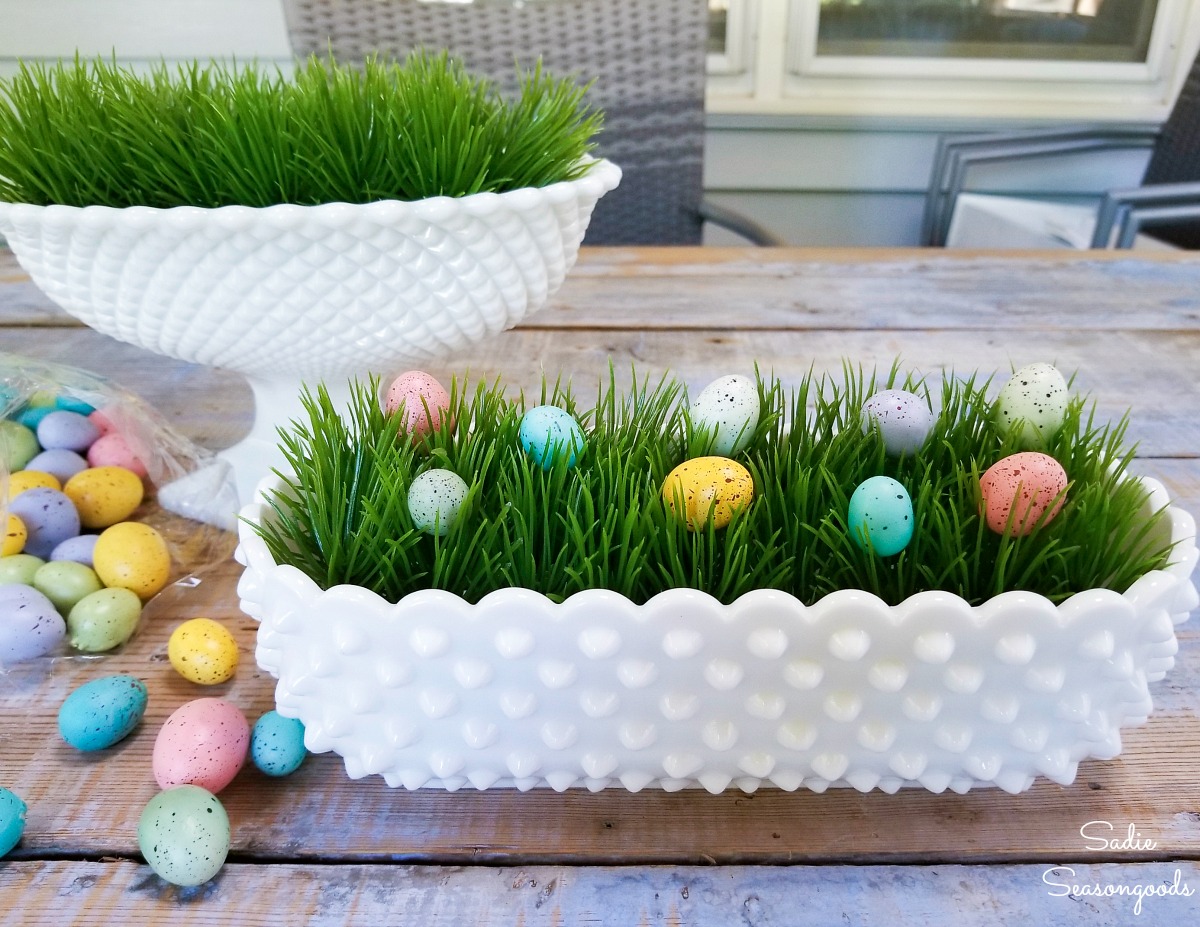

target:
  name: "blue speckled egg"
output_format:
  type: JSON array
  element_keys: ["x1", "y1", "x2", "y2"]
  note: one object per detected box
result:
[
  {"x1": 37, "y1": 410, "x2": 100, "y2": 453},
  {"x1": 58, "y1": 674, "x2": 149, "y2": 751},
  {"x1": 7, "y1": 487, "x2": 81, "y2": 558},
  {"x1": 862, "y1": 389, "x2": 935, "y2": 456},
  {"x1": 847, "y1": 476, "x2": 914, "y2": 557},
  {"x1": 0, "y1": 583, "x2": 66, "y2": 663},
  {"x1": 519, "y1": 405, "x2": 586, "y2": 469},
  {"x1": 0, "y1": 787, "x2": 26, "y2": 857},
  {"x1": 27, "y1": 448, "x2": 89, "y2": 484},
  {"x1": 251, "y1": 711, "x2": 307, "y2": 777},
  {"x1": 138, "y1": 785, "x2": 229, "y2": 886},
  {"x1": 689, "y1": 374, "x2": 760, "y2": 456}
]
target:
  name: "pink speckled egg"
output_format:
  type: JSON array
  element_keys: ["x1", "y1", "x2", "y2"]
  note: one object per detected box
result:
[
  {"x1": 152, "y1": 698, "x2": 250, "y2": 794},
  {"x1": 383, "y1": 371, "x2": 452, "y2": 439},
  {"x1": 88, "y1": 408, "x2": 117, "y2": 438},
  {"x1": 87, "y1": 433, "x2": 148, "y2": 479},
  {"x1": 980, "y1": 452, "x2": 1068, "y2": 536}
]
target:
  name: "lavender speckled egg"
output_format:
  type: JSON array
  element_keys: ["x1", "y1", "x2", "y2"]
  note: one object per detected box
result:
[
  {"x1": 980, "y1": 452, "x2": 1068, "y2": 536},
  {"x1": 26, "y1": 448, "x2": 89, "y2": 484},
  {"x1": 36, "y1": 410, "x2": 100, "y2": 453},
  {"x1": 138, "y1": 785, "x2": 229, "y2": 886},
  {"x1": 407, "y1": 469, "x2": 470, "y2": 536},
  {"x1": 153, "y1": 698, "x2": 250, "y2": 793},
  {"x1": 519, "y1": 405, "x2": 586, "y2": 469},
  {"x1": 689, "y1": 374, "x2": 760, "y2": 456},
  {"x1": 0, "y1": 788, "x2": 26, "y2": 858},
  {"x1": 0, "y1": 583, "x2": 66, "y2": 663},
  {"x1": 995, "y1": 363, "x2": 1069, "y2": 448},
  {"x1": 7, "y1": 487, "x2": 81, "y2": 558},
  {"x1": 862, "y1": 389, "x2": 935, "y2": 456},
  {"x1": 50, "y1": 534, "x2": 100, "y2": 568},
  {"x1": 250, "y1": 711, "x2": 307, "y2": 777},
  {"x1": 847, "y1": 476, "x2": 914, "y2": 557},
  {"x1": 58, "y1": 674, "x2": 148, "y2": 751}
]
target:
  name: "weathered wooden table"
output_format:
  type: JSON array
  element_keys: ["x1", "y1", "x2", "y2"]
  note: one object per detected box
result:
[{"x1": 1, "y1": 246, "x2": 1198, "y2": 924}]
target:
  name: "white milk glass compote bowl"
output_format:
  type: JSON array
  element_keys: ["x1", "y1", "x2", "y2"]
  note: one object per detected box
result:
[{"x1": 0, "y1": 159, "x2": 621, "y2": 508}]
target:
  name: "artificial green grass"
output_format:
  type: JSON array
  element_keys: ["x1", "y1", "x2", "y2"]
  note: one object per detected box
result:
[
  {"x1": 0, "y1": 53, "x2": 602, "y2": 208},
  {"x1": 251, "y1": 365, "x2": 1175, "y2": 607}
]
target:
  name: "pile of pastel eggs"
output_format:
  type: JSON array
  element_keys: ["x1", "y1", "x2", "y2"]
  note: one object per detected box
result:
[{"x1": 0, "y1": 393, "x2": 173, "y2": 663}]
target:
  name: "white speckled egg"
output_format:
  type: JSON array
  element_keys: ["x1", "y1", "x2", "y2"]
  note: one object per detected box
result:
[
  {"x1": 689, "y1": 374, "x2": 760, "y2": 456},
  {"x1": 847, "y1": 476, "x2": 914, "y2": 556},
  {"x1": 407, "y1": 469, "x2": 470, "y2": 536},
  {"x1": 980, "y1": 452, "x2": 1068, "y2": 536},
  {"x1": 138, "y1": 785, "x2": 229, "y2": 886},
  {"x1": 862, "y1": 389, "x2": 934, "y2": 456},
  {"x1": 995, "y1": 363, "x2": 1069, "y2": 448}
]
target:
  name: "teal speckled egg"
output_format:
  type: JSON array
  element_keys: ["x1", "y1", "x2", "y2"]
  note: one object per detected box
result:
[
  {"x1": 138, "y1": 785, "x2": 229, "y2": 886},
  {"x1": 0, "y1": 787, "x2": 26, "y2": 857},
  {"x1": 847, "y1": 476, "x2": 914, "y2": 557},
  {"x1": 250, "y1": 711, "x2": 307, "y2": 777},
  {"x1": 519, "y1": 405, "x2": 586, "y2": 469},
  {"x1": 58, "y1": 674, "x2": 148, "y2": 751}
]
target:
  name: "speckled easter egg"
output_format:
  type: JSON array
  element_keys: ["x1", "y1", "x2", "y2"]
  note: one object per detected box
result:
[
  {"x1": 153, "y1": 698, "x2": 250, "y2": 793},
  {"x1": 93, "y1": 521, "x2": 171, "y2": 599},
  {"x1": 138, "y1": 785, "x2": 229, "y2": 886},
  {"x1": 0, "y1": 421, "x2": 40, "y2": 471},
  {"x1": 87, "y1": 433, "x2": 148, "y2": 479},
  {"x1": 862, "y1": 389, "x2": 935, "y2": 456},
  {"x1": 519, "y1": 405, "x2": 586, "y2": 469},
  {"x1": 88, "y1": 408, "x2": 117, "y2": 438},
  {"x1": 64, "y1": 466, "x2": 145, "y2": 529},
  {"x1": 383, "y1": 370, "x2": 452, "y2": 439},
  {"x1": 54, "y1": 395, "x2": 96, "y2": 416},
  {"x1": 15, "y1": 404, "x2": 55, "y2": 429},
  {"x1": 50, "y1": 534, "x2": 100, "y2": 568},
  {"x1": 847, "y1": 476, "x2": 914, "y2": 557},
  {"x1": 7, "y1": 469, "x2": 61, "y2": 499},
  {"x1": 0, "y1": 583, "x2": 65, "y2": 663},
  {"x1": 2, "y1": 514, "x2": 26, "y2": 556},
  {"x1": 0, "y1": 788, "x2": 26, "y2": 858},
  {"x1": 7, "y1": 487, "x2": 80, "y2": 559},
  {"x1": 251, "y1": 711, "x2": 307, "y2": 777},
  {"x1": 0, "y1": 554, "x2": 44, "y2": 586},
  {"x1": 662, "y1": 456, "x2": 755, "y2": 530},
  {"x1": 67, "y1": 587, "x2": 144, "y2": 652},
  {"x1": 37, "y1": 410, "x2": 100, "y2": 452},
  {"x1": 33, "y1": 560, "x2": 103, "y2": 614},
  {"x1": 689, "y1": 374, "x2": 760, "y2": 456},
  {"x1": 407, "y1": 469, "x2": 470, "y2": 537},
  {"x1": 980, "y1": 452, "x2": 1068, "y2": 536},
  {"x1": 168, "y1": 618, "x2": 239, "y2": 685},
  {"x1": 995, "y1": 363, "x2": 1069, "y2": 448},
  {"x1": 58, "y1": 674, "x2": 148, "y2": 751},
  {"x1": 26, "y1": 448, "x2": 88, "y2": 484}
]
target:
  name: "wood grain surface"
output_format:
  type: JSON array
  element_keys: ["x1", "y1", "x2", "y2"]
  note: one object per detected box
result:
[{"x1": 1, "y1": 246, "x2": 1198, "y2": 923}]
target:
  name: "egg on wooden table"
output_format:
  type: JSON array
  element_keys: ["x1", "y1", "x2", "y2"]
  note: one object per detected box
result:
[
  {"x1": 138, "y1": 785, "x2": 229, "y2": 886},
  {"x1": 662, "y1": 456, "x2": 756, "y2": 530},
  {"x1": 689, "y1": 374, "x2": 760, "y2": 456},
  {"x1": 58, "y1": 674, "x2": 149, "y2": 751},
  {"x1": 168, "y1": 618, "x2": 239, "y2": 685},
  {"x1": 250, "y1": 710, "x2": 308, "y2": 777},
  {"x1": 152, "y1": 697, "x2": 250, "y2": 793},
  {"x1": 862, "y1": 389, "x2": 935, "y2": 457},
  {"x1": 67, "y1": 587, "x2": 144, "y2": 652},
  {"x1": 979, "y1": 452, "x2": 1069, "y2": 536},
  {"x1": 0, "y1": 788, "x2": 26, "y2": 858},
  {"x1": 847, "y1": 476, "x2": 914, "y2": 557}
]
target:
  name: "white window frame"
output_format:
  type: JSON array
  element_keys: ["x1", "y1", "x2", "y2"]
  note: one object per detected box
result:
[{"x1": 707, "y1": 0, "x2": 1200, "y2": 122}]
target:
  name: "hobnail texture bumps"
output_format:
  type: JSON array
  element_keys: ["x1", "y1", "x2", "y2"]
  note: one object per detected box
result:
[
  {"x1": 0, "y1": 160, "x2": 621, "y2": 380},
  {"x1": 236, "y1": 475, "x2": 1197, "y2": 795}
]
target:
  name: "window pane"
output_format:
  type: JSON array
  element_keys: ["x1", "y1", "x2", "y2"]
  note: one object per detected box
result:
[
  {"x1": 815, "y1": 0, "x2": 1159, "y2": 63},
  {"x1": 710, "y1": 0, "x2": 731, "y2": 56}
]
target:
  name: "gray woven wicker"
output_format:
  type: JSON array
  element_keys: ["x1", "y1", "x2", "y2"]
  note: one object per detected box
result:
[{"x1": 282, "y1": 0, "x2": 710, "y2": 245}]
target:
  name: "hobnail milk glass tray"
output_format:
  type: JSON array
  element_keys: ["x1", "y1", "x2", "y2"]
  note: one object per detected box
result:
[
  {"x1": 236, "y1": 473, "x2": 1198, "y2": 795},
  {"x1": 0, "y1": 159, "x2": 621, "y2": 505}
]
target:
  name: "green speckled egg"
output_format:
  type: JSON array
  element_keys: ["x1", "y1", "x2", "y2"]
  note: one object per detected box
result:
[
  {"x1": 67, "y1": 587, "x2": 143, "y2": 652},
  {"x1": 138, "y1": 785, "x2": 229, "y2": 886},
  {"x1": 995, "y1": 362, "x2": 1069, "y2": 448},
  {"x1": 0, "y1": 554, "x2": 45, "y2": 586}
]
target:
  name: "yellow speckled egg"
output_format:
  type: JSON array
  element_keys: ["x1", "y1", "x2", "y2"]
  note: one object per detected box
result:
[
  {"x1": 8, "y1": 470, "x2": 61, "y2": 499},
  {"x1": 169, "y1": 618, "x2": 239, "y2": 685},
  {"x1": 662, "y1": 456, "x2": 755, "y2": 530},
  {"x1": 93, "y1": 521, "x2": 171, "y2": 599},
  {"x1": 63, "y1": 466, "x2": 145, "y2": 529},
  {"x1": 2, "y1": 514, "x2": 26, "y2": 556}
]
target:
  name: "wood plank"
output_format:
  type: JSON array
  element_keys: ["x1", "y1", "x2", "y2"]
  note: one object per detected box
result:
[
  {"x1": 1, "y1": 554, "x2": 1197, "y2": 866},
  {"x1": 6, "y1": 247, "x2": 1200, "y2": 332},
  {"x1": 3, "y1": 860, "x2": 1199, "y2": 926},
  {"x1": 2, "y1": 326, "x2": 1198, "y2": 458}
]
